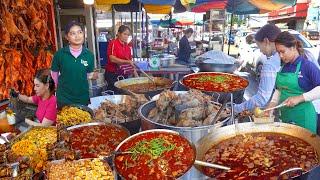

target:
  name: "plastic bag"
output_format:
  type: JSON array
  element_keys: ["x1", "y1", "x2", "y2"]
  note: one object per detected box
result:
[{"x1": 196, "y1": 50, "x2": 236, "y2": 64}]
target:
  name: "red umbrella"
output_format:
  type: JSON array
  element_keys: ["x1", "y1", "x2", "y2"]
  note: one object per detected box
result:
[{"x1": 191, "y1": 1, "x2": 227, "y2": 13}]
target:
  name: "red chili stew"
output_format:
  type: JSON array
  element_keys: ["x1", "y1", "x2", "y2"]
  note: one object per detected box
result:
[
  {"x1": 69, "y1": 124, "x2": 129, "y2": 158},
  {"x1": 114, "y1": 132, "x2": 195, "y2": 179},
  {"x1": 202, "y1": 133, "x2": 319, "y2": 180},
  {"x1": 182, "y1": 73, "x2": 248, "y2": 92}
]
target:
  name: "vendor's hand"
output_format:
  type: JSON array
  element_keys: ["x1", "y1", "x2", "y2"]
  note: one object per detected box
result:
[
  {"x1": 283, "y1": 95, "x2": 304, "y2": 107},
  {"x1": 128, "y1": 60, "x2": 135, "y2": 67},
  {"x1": 25, "y1": 118, "x2": 34, "y2": 126},
  {"x1": 133, "y1": 69, "x2": 139, "y2": 78},
  {"x1": 9, "y1": 89, "x2": 19, "y2": 98},
  {"x1": 92, "y1": 71, "x2": 99, "y2": 80},
  {"x1": 263, "y1": 109, "x2": 274, "y2": 117}
]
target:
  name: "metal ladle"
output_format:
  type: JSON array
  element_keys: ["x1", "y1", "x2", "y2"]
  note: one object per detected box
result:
[
  {"x1": 194, "y1": 160, "x2": 231, "y2": 171},
  {"x1": 254, "y1": 103, "x2": 286, "y2": 117},
  {"x1": 133, "y1": 62, "x2": 155, "y2": 84}
]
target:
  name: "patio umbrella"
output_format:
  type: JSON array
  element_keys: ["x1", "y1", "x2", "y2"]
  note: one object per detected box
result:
[
  {"x1": 144, "y1": 4, "x2": 173, "y2": 14},
  {"x1": 185, "y1": 0, "x2": 297, "y2": 54},
  {"x1": 191, "y1": 1, "x2": 227, "y2": 13},
  {"x1": 114, "y1": 0, "x2": 142, "y2": 12},
  {"x1": 174, "y1": 0, "x2": 187, "y2": 13},
  {"x1": 139, "y1": 0, "x2": 176, "y2": 5},
  {"x1": 95, "y1": 0, "x2": 131, "y2": 12},
  {"x1": 187, "y1": 0, "x2": 296, "y2": 14},
  {"x1": 176, "y1": 19, "x2": 194, "y2": 26},
  {"x1": 138, "y1": 0, "x2": 177, "y2": 14}
]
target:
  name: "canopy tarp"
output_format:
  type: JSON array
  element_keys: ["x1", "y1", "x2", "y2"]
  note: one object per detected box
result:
[
  {"x1": 144, "y1": 4, "x2": 172, "y2": 14},
  {"x1": 139, "y1": 0, "x2": 176, "y2": 5},
  {"x1": 95, "y1": 4, "x2": 112, "y2": 12},
  {"x1": 95, "y1": 0, "x2": 130, "y2": 12},
  {"x1": 95, "y1": 0, "x2": 130, "y2": 5},
  {"x1": 113, "y1": 0, "x2": 142, "y2": 12},
  {"x1": 191, "y1": 1, "x2": 227, "y2": 12},
  {"x1": 174, "y1": 0, "x2": 187, "y2": 13},
  {"x1": 176, "y1": 19, "x2": 194, "y2": 26},
  {"x1": 151, "y1": 18, "x2": 193, "y2": 27},
  {"x1": 185, "y1": 0, "x2": 296, "y2": 14}
]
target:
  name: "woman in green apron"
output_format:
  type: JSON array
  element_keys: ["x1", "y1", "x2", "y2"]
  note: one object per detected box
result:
[{"x1": 266, "y1": 31, "x2": 320, "y2": 134}]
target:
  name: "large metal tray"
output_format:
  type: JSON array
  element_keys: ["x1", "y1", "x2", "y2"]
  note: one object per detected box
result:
[
  {"x1": 9, "y1": 126, "x2": 57, "y2": 146},
  {"x1": 45, "y1": 158, "x2": 115, "y2": 179},
  {"x1": 180, "y1": 72, "x2": 249, "y2": 93},
  {"x1": 88, "y1": 96, "x2": 143, "y2": 135},
  {"x1": 66, "y1": 122, "x2": 130, "y2": 135}
]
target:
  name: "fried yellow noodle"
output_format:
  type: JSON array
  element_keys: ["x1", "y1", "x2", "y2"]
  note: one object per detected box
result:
[
  {"x1": 11, "y1": 128, "x2": 57, "y2": 172},
  {"x1": 57, "y1": 107, "x2": 92, "y2": 127}
]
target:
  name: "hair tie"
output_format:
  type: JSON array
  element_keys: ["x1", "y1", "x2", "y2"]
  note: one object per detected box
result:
[{"x1": 46, "y1": 75, "x2": 50, "y2": 83}]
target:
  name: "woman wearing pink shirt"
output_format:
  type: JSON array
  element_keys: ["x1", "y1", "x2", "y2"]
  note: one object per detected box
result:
[{"x1": 11, "y1": 69, "x2": 57, "y2": 126}]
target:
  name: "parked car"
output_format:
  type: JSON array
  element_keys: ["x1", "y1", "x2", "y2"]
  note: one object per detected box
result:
[
  {"x1": 235, "y1": 30, "x2": 252, "y2": 47},
  {"x1": 305, "y1": 30, "x2": 319, "y2": 40},
  {"x1": 238, "y1": 30, "x2": 320, "y2": 80}
]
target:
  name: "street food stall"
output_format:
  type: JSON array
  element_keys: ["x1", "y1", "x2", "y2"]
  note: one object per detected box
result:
[{"x1": 2, "y1": 0, "x2": 320, "y2": 180}]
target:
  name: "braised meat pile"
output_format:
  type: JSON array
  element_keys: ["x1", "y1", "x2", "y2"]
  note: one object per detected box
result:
[{"x1": 148, "y1": 90, "x2": 230, "y2": 127}]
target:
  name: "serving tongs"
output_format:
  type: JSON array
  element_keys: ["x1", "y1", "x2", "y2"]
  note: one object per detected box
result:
[{"x1": 209, "y1": 95, "x2": 229, "y2": 125}]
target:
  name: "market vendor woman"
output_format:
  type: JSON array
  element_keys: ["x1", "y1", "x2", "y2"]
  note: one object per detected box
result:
[
  {"x1": 266, "y1": 31, "x2": 320, "y2": 133},
  {"x1": 105, "y1": 25, "x2": 138, "y2": 93},
  {"x1": 51, "y1": 21, "x2": 98, "y2": 108},
  {"x1": 10, "y1": 69, "x2": 57, "y2": 126}
]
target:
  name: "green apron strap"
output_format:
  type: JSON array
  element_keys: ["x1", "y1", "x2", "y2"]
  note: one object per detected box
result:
[
  {"x1": 295, "y1": 61, "x2": 302, "y2": 74},
  {"x1": 277, "y1": 60, "x2": 317, "y2": 133}
]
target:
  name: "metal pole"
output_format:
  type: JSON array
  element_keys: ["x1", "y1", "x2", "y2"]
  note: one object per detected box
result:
[
  {"x1": 146, "y1": 12, "x2": 150, "y2": 58},
  {"x1": 84, "y1": 4, "x2": 97, "y2": 67},
  {"x1": 135, "y1": 11, "x2": 138, "y2": 57},
  {"x1": 227, "y1": 13, "x2": 234, "y2": 55},
  {"x1": 317, "y1": 6, "x2": 320, "y2": 31},
  {"x1": 130, "y1": 12, "x2": 134, "y2": 57},
  {"x1": 92, "y1": 7, "x2": 100, "y2": 68},
  {"x1": 112, "y1": 5, "x2": 116, "y2": 39},
  {"x1": 131, "y1": 12, "x2": 134, "y2": 34},
  {"x1": 227, "y1": 1, "x2": 236, "y2": 55}
]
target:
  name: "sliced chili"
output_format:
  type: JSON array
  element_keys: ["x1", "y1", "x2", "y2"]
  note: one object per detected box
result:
[{"x1": 115, "y1": 132, "x2": 195, "y2": 179}]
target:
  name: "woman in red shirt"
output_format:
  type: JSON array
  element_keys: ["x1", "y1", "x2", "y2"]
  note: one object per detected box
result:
[{"x1": 105, "y1": 25, "x2": 138, "y2": 93}]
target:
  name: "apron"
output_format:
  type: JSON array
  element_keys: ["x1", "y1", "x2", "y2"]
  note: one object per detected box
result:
[{"x1": 276, "y1": 61, "x2": 317, "y2": 133}]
